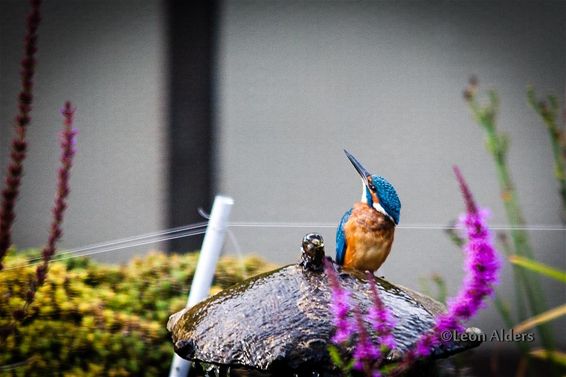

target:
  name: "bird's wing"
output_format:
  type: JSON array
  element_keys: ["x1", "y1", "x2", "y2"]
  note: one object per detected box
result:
[{"x1": 336, "y1": 208, "x2": 352, "y2": 265}]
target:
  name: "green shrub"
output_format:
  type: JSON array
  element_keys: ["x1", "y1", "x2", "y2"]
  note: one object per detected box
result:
[{"x1": 0, "y1": 250, "x2": 275, "y2": 376}]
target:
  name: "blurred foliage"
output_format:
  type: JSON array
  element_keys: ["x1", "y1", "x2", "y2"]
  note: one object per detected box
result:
[
  {"x1": 418, "y1": 273, "x2": 447, "y2": 305},
  {"x1": 417, "y1": 80, "x2": 566, "y2": 377},
  {"x1": 0, "y1": 250, "x2": 275, "y2": 376},
  {"x1": 527, "y1": 86, "x2": 566, "y2": 222},
  {"x1": 442, "y1": 79, "x2": 565, "y2": 376},
  {"x1": 462, "y1": 80, "x2": 561, "y2": 356}
]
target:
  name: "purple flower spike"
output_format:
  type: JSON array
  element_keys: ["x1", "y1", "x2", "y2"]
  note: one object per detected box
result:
[
  {"x1": 0, "y1": 0, "x2": 42, "y2": 271},
  {"x1": 367, "y1": 272, "x2": 396, "y2": 351},
  {"x1": 414, "y1": 332, "x2": 437, "y2": 358},
  {"x1": 352, "y1": 308, "x2": 380, "y2": 371},
  {"x1": 410, "y1": 166, "x2": 501, "y2": 361},
  {"x1": 450, "y1": 166, "x2": 500, "y2": 323},
  {"x1": 324, "y1": 259, "x2": 354, "y2": 344},
  {"x1": 327, "y1": 167, "x2": 500, "y2": 376},
  {"x1": 26, "y1": 102, "x2": 77, "y2": 304}
]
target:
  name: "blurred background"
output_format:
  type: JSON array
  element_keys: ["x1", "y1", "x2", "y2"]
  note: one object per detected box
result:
[{"x1": 1, "y1": 0, "x2": 565, "y2": 370}]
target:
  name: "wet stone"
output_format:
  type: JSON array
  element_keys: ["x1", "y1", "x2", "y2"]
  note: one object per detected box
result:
[{"x1": 168, "y1": 234, "x2": 481, "y2": 376}]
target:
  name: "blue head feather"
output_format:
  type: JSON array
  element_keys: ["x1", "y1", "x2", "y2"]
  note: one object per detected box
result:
[{"x1": 369, "y1": 175, "x2": 401, "y2": 225}]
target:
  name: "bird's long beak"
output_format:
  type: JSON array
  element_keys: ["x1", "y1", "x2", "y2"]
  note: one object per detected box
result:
[{"x1": 344, "y1": 149, "x2": 371, "y2": 181}]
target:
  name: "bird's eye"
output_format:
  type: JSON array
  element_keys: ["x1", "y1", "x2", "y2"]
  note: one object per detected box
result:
[{"x1": 367, "y1": 179, "x2": 376, "y2": 191}]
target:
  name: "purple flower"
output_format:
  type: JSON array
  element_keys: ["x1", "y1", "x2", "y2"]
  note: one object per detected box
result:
[
  {"x1": 325, "y1": 260, "x2": 397, "y2": 374},
  {"x1": 327, "y1": 166, "x2": 500, "y2": 376},
  {"x1": 352, "y1": 308, "x2": 380, "y2": 371},
  {"x1": 412, "y1": 166, "x2": 501, "y2": 358},
  {"x1": 325, "y1": 259, "x2": 354, "y2": 344},
  {"x1": 26, "y1": 102, "x2": 77, "y2": 304},
  {"x1": 414, "y1": 333, "x2": 437, "y2": 358},
  {"x1": 367, "y1": 272, "x2": 396, "y2": 350},
  {"x1": 449, "y1": 167, "x2": 500, "y2": 322},
  {"x1": 0, "y1": 0, "x2": 42, "y2": 271}
]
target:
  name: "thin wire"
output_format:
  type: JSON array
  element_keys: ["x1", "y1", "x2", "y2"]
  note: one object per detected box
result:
[
  {"x1": 24, "y1": 221, "x2": 209, "y2": 263},
  {"x1": 55, "y1": 229, "x2": 207, "y2": 262},
  {"x1": 4, "y1": 228, "x2": 207, "y2": 271},
  {"x1": 226, "y1": 229, "x2": 248, "y2": 279},
  {"x1": 230, "y1": 222, "x2": 336, "y2": 228},
  {"x1": 401, "y1": 224, "x2": 566, "y2": 231},
  {"x1": 4, "y1": 220, "x2": 564, "y2": 271},
  {"x1": 228, "y1": 221, "x2": 566, "y2": 231}
]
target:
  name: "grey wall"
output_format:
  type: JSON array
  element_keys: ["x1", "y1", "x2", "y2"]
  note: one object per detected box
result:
[
  {"x1": 216, "y1": 1, "x2": 566, "y2": 348},
  {"x1": 0, "y1": 0, "x2": 167, "y2": 262}
]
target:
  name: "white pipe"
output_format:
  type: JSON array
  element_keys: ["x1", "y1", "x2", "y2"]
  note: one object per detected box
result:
[{"x1": 168, "y1": 195, "x2": 234, "y2": 377}]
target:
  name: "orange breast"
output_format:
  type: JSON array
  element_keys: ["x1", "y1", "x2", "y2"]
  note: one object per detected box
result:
[{"x1": 343, "y1": 202, "x2": 395, "y2": 272}]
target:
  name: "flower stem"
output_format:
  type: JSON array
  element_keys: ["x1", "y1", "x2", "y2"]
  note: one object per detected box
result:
[
  {"x1": 0, "y1": 0, "x2": 42, "y2": 271},
  {"x1": 497, "y1": 233, "x2": 528, "y2": 325},
  {"x1": 527, "y1": 86, "x2": 566, "y2": 223},
  {"x1": 16, "y1": 102, "x2": 77, "y2": 320},
  {"x1": 494, "y1": 293, "x2": 530, "y2": 354}
]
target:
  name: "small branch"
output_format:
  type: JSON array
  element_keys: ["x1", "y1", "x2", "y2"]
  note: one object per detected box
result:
[{"x1": 0, "y1": 0, "x2": 42, "y2": 271}]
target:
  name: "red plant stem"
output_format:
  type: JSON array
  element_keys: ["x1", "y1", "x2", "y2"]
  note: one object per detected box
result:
[
  {"x1": 453, "y1": 166, "x2": 477, "y2": 215},
  {"x1": 25, "y1": 102, "x2": 77, "y2": 306},
  {"x1": 0, "y1": 0, "x2": 42, "y2": 271}
]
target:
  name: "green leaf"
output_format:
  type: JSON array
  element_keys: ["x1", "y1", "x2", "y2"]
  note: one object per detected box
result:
[
  {"x1": 431, "y1": 273, "x2": 447, "y2": 304},
  {"x1": 509, "y1": 255, "x2": 566, "y2": 283},
  {"x1": 514, "y1": 304, "x2": 566, "y2": 333},
  {"x1": 444, "y1": 223, "x2": 464, "y2": 248},
  {"x1": 548, "y1": 95, "x2": 558, "y2": 112},
  {"x1": 344, "y1": 358, "x2": 355, "y2": 372},
  {"x1": 529, "y1": 349, "x2": 566, "y2": 367},
  {"x1": 527, "y1": 85, "x2": 536, "y2": 107},
  {"x1": 380, "y1": 362, "x2": 400, "y2": 375},
  {"x1": 327, "y1": 345, "x2": 344, "y2": 368},
  {"x1": 493, "y1": 294, "x2": 514, "y2": 329}
]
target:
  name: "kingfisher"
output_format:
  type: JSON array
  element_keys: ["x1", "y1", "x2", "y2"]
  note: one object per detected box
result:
[{"x1": 336, "y1": 150, "x2": 401, "y2": 273}]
